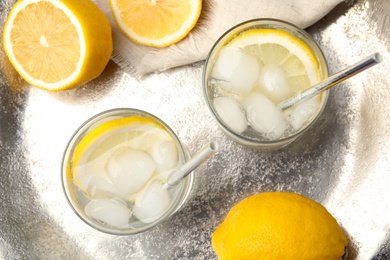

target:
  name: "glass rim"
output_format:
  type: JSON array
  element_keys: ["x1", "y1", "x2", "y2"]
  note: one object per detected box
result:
[
  {"x1": 61, "y1": 108, "x2": 194, "y2": 235},
  {"x1": 202, "y1": 18, "x2": 329, "y2": 146}
]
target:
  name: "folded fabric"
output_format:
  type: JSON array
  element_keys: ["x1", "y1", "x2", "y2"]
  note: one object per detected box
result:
[{"x1": 95, "y1": 0, "x2": 344, "y2": 76}]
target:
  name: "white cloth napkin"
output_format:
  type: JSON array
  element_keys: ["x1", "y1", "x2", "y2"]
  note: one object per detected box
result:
[{"x1": 95, "y1": 0, "x2": 344, "y2": 76}]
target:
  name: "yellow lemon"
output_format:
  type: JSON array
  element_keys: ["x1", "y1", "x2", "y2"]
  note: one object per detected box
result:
[
  {"x1": 228, "y1": 28, "x2": 322, "y2": 96},
  {"x1": 212, "y1": 192, "x2": 348, "y2": 260},
  {"x1": 2, "y1": 0, "x2": 113, "y2": 91},
  {"x1": 72, "y1": 115, "x2": 173, "y2": 197},
  {"x1": 109, "y1": 0, "x2": 202, "y2": 47}
]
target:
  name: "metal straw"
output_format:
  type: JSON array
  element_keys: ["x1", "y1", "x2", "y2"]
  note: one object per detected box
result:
[
  {"x1": 278, "y1": 53, "x2": 383, "y2": 111},
  {"x1": 166, "y1": 142, "x2": 218, "y2": 187}
]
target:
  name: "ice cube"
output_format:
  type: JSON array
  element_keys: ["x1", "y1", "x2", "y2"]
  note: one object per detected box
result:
[
  {"x1": 241, "y1": 92, "x2": 289, "y2": 139},
  {"x1": 87, "y1": 176, "x2": 124, "y2": 199},
  {"x1": 133, "y1": 180, "x2": 171, "y2": 224},
  {"x1": 106, "y1": 148, "x2": 156, "y2": 195},
  {"x1": 149, "y1": 140, "x2": 178, "y2": 179},
  {"x1": 85, "y1": 198, "x2": 131, "y2": 228},
  {"x1": 258, "y1": 64, "x2": 292, "y2": 103},
  {"x1": 211, "y1": 46, "x2": 260, "y2": 93},
  {"x1": 213, "y1": 96, "x2": 248, "y2": 133},
  {"x1": 289, "y1": 96, "x2": 320, "y2": 130}
]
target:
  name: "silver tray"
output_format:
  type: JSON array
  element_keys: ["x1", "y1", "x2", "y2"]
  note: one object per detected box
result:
[{"x1": 1, "y1": 0, "x2": 390, "y2": 259}]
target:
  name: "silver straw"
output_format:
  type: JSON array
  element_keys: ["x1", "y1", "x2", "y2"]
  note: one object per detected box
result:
[
  {"x1": 166, "y1": 142, "x2": 218, "y2": 187},
  {"x1": 278, "y1": 53, "x2": 383, "y2": 111}
]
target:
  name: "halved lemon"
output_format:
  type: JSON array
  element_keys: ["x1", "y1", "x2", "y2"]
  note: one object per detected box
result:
[
  {"x1": 109, "y1": 0, "x2": 202, "y2": 47},
  {"x1": 2, "y1": 0, "x2": 113, "y2": 91},
  {"x1": 228, "y1": 28, "x2": 321, "y2": 93},
  {"x1": 72, "y1": 116, "x2": 173, "y2": 194}
]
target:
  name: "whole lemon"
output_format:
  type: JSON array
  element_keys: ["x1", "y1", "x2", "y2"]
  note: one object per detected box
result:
[{"x1": 212, "y1": 192, "x2": 348, "y2": 260}]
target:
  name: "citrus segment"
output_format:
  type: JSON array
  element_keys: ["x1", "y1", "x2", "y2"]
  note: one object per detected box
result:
[
  {"x1": 72, "y1": 116, "x2": 173, "y2": 194},
  {"x1": 110, "y1": 0, "x2": 202, "y2": 47},
  {"x1": 212, "y1": 192, "x2": 348, "y2": 260},
  {"x1": 3, "y1": 0, "x2": 113, "y2": 91},
  {"x1": 228, "y1": 29, "x2": 321, "y2": 94}
]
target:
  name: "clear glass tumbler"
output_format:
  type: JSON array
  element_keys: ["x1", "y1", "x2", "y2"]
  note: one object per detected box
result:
[
  {"x1": 62, "y1": 108, "x2": 194, "y2": 235},
  {"x1": 203, "y1": 18, "x2": 329, "y2": 149}
]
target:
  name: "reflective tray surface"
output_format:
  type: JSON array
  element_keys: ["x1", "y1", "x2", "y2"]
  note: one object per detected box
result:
[{"x1": 1, "y1": 0, "x2": 390, "y2": 259}]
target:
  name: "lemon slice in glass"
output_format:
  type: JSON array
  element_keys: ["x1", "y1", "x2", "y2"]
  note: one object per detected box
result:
[
  {"x1": 228, "y1": 28, "x2": 321, "y2": 102},
  {"x1": 72, "y1": 116, "x2": 174, "y2": 201}
]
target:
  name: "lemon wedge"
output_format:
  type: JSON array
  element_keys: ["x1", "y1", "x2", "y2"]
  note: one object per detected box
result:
[
  {"x1": 228, "y1": 28, "x2": 321, "y2": 95},
  {"x1": 2, "y1": 0, "x2": 113, "y2": 91},
  {"x1": 109, "y1": 0, "x2": 202, "y2": 47},
  {"x1": 72, "y1": 116, "x2": 174, "y2": 199}
]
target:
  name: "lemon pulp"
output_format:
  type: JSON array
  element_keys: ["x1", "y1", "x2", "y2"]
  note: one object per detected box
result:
[
  {"x1": 109, "y1": 0, "x2": 202, "y2": 47},
  {"x1": 3, "y1": 0, "x2": 112, "y2": 91}
]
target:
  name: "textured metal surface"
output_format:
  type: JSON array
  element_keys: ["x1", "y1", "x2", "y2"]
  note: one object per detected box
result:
[{"x1": 1, "y1": 0, "x2": 390, "y2": 259}]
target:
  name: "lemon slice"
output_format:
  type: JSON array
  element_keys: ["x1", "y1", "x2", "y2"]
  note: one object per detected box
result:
[
  {"x1": 228, "y1": 28, "x2": 321, "y2": 93},
  {"x1": 72, "y1": 116, "x2": 173, "y2": 198},
  {"x1": 109, "y1": 0, "x2": 202, "y2": 47},
  {"x1": 2, "y1": 0, "x2": 113, "y2": 91}
]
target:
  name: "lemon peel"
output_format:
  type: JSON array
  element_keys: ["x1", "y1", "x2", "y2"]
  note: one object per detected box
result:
[{"x1": 212, "y1": 192, "x2": 348, "y2": 260}]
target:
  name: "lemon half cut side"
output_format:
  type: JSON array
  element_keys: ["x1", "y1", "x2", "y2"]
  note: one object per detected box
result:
[
  {"x1": 110, "y1": 0, "x2": 202, "y2": 47},
  {"x1": 2, "y1": 0, "x2": 113, "y2": 91}
]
